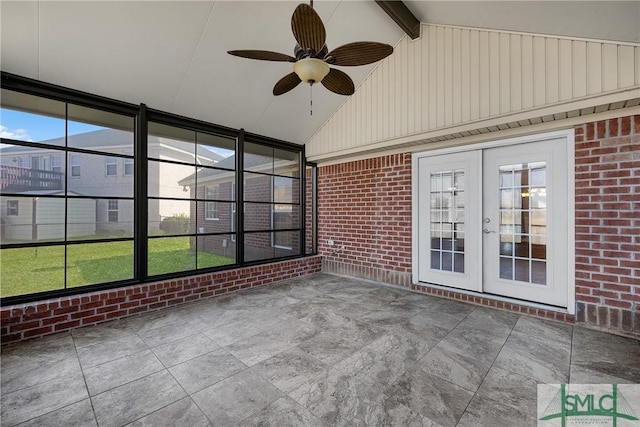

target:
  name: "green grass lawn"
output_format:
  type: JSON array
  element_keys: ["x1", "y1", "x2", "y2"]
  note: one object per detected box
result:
[{"x1": 0, "y1": 237, "x2": 234, "y2": 298}]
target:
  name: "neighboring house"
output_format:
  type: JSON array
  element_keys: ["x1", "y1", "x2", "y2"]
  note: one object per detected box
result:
[
  {"x1": 0, "y1": 128, "x2": 223, "y2": 242},
  {"x1": 178, "y1": 152, "x2": 300, "y2": 260},
  {"x1": 0, "y1": 190, "x2": 95, "y2": 241}
]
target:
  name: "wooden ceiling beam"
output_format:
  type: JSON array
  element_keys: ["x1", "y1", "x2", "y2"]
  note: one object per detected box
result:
[{"x1": 375, "y1": 1, "x2": 421, "y2": 40}]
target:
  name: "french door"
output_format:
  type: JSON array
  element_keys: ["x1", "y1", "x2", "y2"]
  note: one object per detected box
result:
[
  {"x1": 416, "y1": 136, "x2": 570, "y2": 308},
  {"x1": 417, "y1": 151, "x2": 482, "y2": 291}
]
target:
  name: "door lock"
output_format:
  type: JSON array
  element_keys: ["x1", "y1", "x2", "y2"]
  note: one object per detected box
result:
[{"x1": 483, "y1": 228, "x2": 496, "y2": 234}]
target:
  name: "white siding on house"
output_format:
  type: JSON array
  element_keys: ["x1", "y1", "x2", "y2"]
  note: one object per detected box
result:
[
  {"x1": 38, "y1": 198, "x2": 95, "y2": 239},
  {"x1": 0, "y1": 196, "x2": 95, "y2": 241},
  {"x1": 1, "y1": 197, "x2": 34, "y2": 241},
  {"x1": 306, "y1": 24, "x2": 640, "y2": 160}
]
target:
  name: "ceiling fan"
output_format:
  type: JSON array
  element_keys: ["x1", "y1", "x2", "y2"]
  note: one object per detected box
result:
[{"x1": 228, "y1": 2, "x2": 393, "y2": 96}]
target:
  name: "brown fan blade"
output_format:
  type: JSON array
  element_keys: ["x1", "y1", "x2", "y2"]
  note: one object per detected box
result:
[
  {"x1": 291, "y1": 4, "x2": 326, "y2": 54},
  {"x1": 327, "y1": 42, "x2": 393, "y2": 66},
  {"x1": 321, "y1": 68, "x2": 355, "y2": 96},
  {"x1": 228, "y1": 50, "x2": 296, "y2": 62},
  {"x1": 273, "y1": 72, "x2": 302, "y2": 96}
]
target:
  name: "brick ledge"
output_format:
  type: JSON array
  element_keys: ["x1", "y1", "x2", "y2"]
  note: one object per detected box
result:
[{"x1": 1, "y1": 256, "x2": 322, "y2": 344}]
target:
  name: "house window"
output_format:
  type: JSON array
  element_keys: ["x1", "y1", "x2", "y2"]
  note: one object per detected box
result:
[
  {"x1": 124, "y1": 154, "x2": 133, "y2": 176},
  {"x1": 51, "y1": 155, "x2": 62, "y2": 173},
  {"x1": 108, "y1": 200, "x2": 118, "y2": 222},
  {"x1": 106, "y1": 156, "x2": 117, "y2": 176},
  {"x1": 6, "y1": 200, "x2": 18, "y2": 216},
  {"x1": 205, "y1": 186, "x2": 219, "y2": 220},
  {"x1": 70, "y1": 154, "x2": 81, "y2": 177}
]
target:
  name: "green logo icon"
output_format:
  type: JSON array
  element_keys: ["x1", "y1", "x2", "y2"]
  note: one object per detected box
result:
[{"x1": 539, "y1": 384, "x2": 639, "y2": 427}]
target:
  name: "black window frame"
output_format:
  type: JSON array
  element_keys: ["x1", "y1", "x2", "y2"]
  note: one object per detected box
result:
[{"x1": 0, "y1": 71, "x2": 316, "y2": 305}]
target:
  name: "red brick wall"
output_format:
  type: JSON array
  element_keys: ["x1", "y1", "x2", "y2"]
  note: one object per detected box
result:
[
  {"x1": 574, "y1": 115, "x2": 639, "y2": 336},
  {"x1": 1, "y1": 255, "x2": 321, "y2": 344},
  {"x1": 317, "y1": 115, "x2": 639, "y2": 338},
  {"x1": 318, "y1": 154, "x2": 413, "y2": 287},
  {"x1": 305, "y1": 166, "x2": 314, "y2": 254}
]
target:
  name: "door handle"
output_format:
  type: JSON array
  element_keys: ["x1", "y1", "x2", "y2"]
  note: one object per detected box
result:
[{"x1": 483, "y1": 228, "x2": 496, "y2": 234}]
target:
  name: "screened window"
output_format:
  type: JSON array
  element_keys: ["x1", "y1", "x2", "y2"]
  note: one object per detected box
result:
[
  {"x1": 147, "y1": 122, "x2": 236, "y2": 276},
  {"x1": 106, "y1": 157, "x2": 117, "y2": 176},
  {"x1": 0, "y1": 88, "x2": 135, "y2": 299},
  {"x1": 244, "y1": 142, "x2": 301, "y2": 262},
  {"x1": 0, "y1": 78, "x2": 310, "y2": 303}
]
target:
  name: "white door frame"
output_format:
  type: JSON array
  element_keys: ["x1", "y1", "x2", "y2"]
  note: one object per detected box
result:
[{"x1": 412, "y1": 129, "x2": 575, "y2": 314}]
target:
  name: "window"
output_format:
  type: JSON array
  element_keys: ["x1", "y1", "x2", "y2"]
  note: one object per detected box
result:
[
  {"x1": 205, "y1": 186, "x2": 219, "y2": 220},
  {"x1": 32, "y1": 156, "x2": 44, "y2": 170},
  {"x1": 51, "y1": 155, "x2": 62, "y2": 173},
  {"x1": 0, "y1": 88, "x2": 135, "y2": 299},
  {"x1": 6, "y1": 200, "x2": 18, "y2": 216},
  {"x1": 124, "y1": 154, "x2": 133, "y2": 176},
  {"x1": 108, "y1": 200, "x2": 118, "y2": 222},
  {"x1": 0, "y1": 81, "x2": 309, "y2": 303},
  {"x1": 243, "y1": 143, "x2": 301, "y2": 262},
  {"x1": 147, "y1": 123, "x2": 237, "y2": 276},
  {"x1": 272, "y1": 205, "x2": 293, "y2": 249},
  {"x1": 70, "y1": 154, "x2": 81, "y2": 177},
  {"x1": 106, "y1": 157, "x2": 117, "y2": 176}
]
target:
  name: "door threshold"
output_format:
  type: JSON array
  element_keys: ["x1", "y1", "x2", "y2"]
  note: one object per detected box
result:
[{"x1": 415, "y1": 281, "x2": 571, "y2": 314}]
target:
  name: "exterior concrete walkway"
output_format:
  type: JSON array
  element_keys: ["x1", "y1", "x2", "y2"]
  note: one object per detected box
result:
[{"x1": 2, "y1": 273, "x2": 639, "y2": 426}]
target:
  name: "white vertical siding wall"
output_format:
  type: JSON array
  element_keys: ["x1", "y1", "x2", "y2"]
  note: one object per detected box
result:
[{"x1": 307, "y1": 24, "x2": 640, "y2": 158}]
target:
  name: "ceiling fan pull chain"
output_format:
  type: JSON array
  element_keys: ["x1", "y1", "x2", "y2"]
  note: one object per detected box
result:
[{"x1": 310, "y1": 83, "x2": 313, "y2": 116}]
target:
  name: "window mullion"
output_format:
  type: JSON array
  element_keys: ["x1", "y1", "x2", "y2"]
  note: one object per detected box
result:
[
  {"x1": 237, "y1": 130, "x2": 245, "y2": 265},
  {"x1": 134, "y1": 104, "x2": 148, "y2": 281}
]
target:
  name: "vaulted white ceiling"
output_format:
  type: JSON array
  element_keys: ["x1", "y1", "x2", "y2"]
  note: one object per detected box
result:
[{"x1": 2, "y1": 1, "x2": 638, "y2": 145}]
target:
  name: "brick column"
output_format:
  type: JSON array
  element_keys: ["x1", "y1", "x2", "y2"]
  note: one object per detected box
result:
[{"x1": 574, "y1": 115, "x2": 639, "y2": 336}]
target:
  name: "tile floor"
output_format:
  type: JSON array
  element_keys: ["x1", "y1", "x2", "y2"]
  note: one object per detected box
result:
[{"x1": 1, "y1": 273, "x2": 639, "y2": 426}]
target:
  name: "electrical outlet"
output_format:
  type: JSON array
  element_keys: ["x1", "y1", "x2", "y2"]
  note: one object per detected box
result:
[{"x1": 328, "y1": 239, "x2": 334, "y2": 246}]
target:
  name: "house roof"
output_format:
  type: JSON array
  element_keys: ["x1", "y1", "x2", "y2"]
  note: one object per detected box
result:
[
  {"x1": 19, "y1": 190, "x2": 86, "y2": 197},
  {"x1": 2, "y1": 1, "x2": 636, "y2": 148},
  {"x1": 0, "y1": 129, "x2": 225, "y2": 163}
]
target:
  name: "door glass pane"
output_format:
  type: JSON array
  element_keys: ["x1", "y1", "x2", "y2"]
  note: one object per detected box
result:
[
  {"x1": 498, "y1": 162, "x2": 547, "y2": 285},
  {"x1": 429, "y1": 169, "x2": 465, "y2": 273}
]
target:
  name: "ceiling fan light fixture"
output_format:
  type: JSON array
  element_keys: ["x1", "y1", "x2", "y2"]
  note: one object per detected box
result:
[{"x1": 293, "y1": 58, "x2": 330, "y2": 84}]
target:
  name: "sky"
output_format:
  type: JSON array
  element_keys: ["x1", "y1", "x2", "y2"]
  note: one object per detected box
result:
[
  {"x1": 1, "y1": 109, "x2": 103, "y2": 143},
  {"x1": 0, "y1": 108, "x2": 233, "y2": 158}
]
